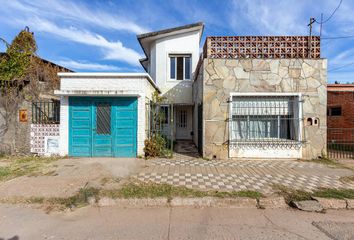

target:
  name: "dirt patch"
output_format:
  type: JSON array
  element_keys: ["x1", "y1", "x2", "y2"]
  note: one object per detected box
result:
[{"x1": 0, "y1": 157, "x2": 144, "y2": 199}]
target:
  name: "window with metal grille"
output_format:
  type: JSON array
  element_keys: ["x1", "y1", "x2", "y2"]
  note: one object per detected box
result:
[
  {"x1": 32, "y1": 100, "x2": 60, "y2": 124},
  {"x1": 96, "y1": 103, "x2": 111, "y2": 135},
  {"x1": 230, "y1": 96, "x2": 301, "y2": 145}
]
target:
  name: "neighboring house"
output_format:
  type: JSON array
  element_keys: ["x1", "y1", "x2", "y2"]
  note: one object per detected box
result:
[
  {"x1": 0, "y1": 56, "x2": 71, "y2": 154},
  {"x1": 56, "y1": 22, "x2": 327, "y2": 159},
  {"x1": 327, "y1": 84, "x2": 354, "y2": 143}
]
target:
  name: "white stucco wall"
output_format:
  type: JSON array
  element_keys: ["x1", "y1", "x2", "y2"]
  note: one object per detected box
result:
[
  {"x1": 150, "y1": 30, "x2": 201, "y2": 104},
  {"x1": 56, "y1": 74, "x2": 157, "y2": 157}
]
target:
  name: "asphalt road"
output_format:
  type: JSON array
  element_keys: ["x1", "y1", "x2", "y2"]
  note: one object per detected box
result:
[{"x1": 0, "y1": 204, "x2": 354, "y2": 240}]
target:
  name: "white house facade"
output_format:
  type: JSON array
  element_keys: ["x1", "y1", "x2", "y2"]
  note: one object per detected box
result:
[{"x1": 52, "y1": 22, "x2": 327, "y2": 160}]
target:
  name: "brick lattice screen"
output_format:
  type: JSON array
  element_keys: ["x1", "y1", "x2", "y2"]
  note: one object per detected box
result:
[{"x1": 203, "y1": 36, "x2": 321, "y2": 59}]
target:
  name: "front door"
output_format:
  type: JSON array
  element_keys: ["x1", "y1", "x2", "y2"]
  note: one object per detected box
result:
[
  {"x1": 176, "y1": 106, "x2": 192, "y2": 140},
  {"x1": 93, "y1": 101, "x2": 113, "y2": 157}
]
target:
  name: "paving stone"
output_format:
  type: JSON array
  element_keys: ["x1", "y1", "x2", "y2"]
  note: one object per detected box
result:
[
  {"x1": 292, "y1": 200, "x2": 324, "y2": 212},
  {"x1": 213, "y1": 197, "x2": 257, "y2": 208},
  {"x1": 313, "y1": 197, "x2": 347, "y2": 210},
  {"x1": 136, "y1": 155, "x2": 354, "y2": 195},
  {"x1": 170, "y1": 197, "x2": 215, "y2": 207},
  {"x1": 258, "y1": 197, "x2": 288, "y2": 209},
  {"x1": 345, "y1": 199, "x2": 354, "y2": 209}
]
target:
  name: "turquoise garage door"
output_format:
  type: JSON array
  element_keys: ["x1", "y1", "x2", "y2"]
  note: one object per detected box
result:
[{"x1": 69, "y1": 97, "x2": 137, "y2": 157}]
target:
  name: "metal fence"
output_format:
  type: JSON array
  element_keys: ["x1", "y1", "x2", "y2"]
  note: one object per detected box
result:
[
  {"x1": 32, "y1": 101, "x2": 60, "y2": 124},
  {"x1": 327, "y1": 128, "x2": 354, "y2": 159}
]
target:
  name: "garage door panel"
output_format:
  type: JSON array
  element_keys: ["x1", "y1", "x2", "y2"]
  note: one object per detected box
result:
[
  {"x1": 72, "y1": 129, "x2": 90, "y2": 136},
  {"x1": 69, "y1": 97, "x2": 137, "y2": 157},
  {"x1": 116, "y1": 111, "x2": 135, "y2": 119},
  {"x1": 115, "y1": 128, "x2": 134, "y2": 136},
  {"x1": 72, "y1": 119, "x2": 91, "y2": 128},
  {"x1": 72, "y1": 110, "x2": 91, "y2": 118}
]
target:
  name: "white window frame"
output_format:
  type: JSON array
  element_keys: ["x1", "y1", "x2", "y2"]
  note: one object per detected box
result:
[
  {"x1": 228, "y1": 92, "x2": 303, "y2": 145},
  {"x1": 168, "y1": 54, "x2": 192, "y2": 81}
]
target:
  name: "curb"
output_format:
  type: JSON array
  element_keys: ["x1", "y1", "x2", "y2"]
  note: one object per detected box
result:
[
  {"x1": 93, "y1": 197, "x2": 287, "y2": 209},
  {"x1": 312, "y1": 197, "x2": 354, "y2": 210}
]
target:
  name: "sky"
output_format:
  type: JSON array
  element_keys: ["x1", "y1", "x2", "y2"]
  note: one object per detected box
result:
[{"x1": 0, "y1": 0, "x2": 353, "y2": 83}]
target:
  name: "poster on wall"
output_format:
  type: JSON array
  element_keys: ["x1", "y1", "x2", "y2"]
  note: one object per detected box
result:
[{"x1": 44, "y1": 136, "x2": 60, "y2": 156}]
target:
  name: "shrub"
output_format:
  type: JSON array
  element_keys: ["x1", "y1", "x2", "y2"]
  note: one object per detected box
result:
[{"x1": 144, "y1": 134, "x2": 166, "y2": 158}]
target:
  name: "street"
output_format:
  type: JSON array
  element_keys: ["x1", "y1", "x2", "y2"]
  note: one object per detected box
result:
[{"x1": 1, "y1": 204, "x2": 354, "y2": 240}]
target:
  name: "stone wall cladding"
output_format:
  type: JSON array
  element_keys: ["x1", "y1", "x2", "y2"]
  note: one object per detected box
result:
[{"x1": 201, "y1": 58, "x2": 327, "y2": 160}]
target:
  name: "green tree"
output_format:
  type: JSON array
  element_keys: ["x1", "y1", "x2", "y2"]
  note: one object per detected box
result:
[{"x1": 0, "y1": 27, "x2": 37, "y2": 139}]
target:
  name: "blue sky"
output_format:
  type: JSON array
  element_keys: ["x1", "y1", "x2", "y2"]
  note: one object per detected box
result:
[{"x1": 0, "y1": 0, "x2": 353, "y2": 83}]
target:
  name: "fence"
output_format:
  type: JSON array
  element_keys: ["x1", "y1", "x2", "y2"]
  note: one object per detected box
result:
[
  {"x1": 32, "y1": 101, "x2": 60, "y2": 124},
  {"x1": 327, "y1": 128, "x2": 354, "y2": 159}
]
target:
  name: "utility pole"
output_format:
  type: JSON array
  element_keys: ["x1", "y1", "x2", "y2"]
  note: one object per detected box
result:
[{"x1": 307, "y1": 17, "x2": 316, "y2": 58}]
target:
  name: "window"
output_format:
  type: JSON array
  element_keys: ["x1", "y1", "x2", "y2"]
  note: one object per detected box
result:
[
  {"x1": 328, "y1": 106, "x2": 342, "y2": 116},
  {"x1": 230, "y1": 96, "x2": 300, "y2": 143},
  {"x1": 160, "y1": 106, "x2": 169, "y2": 124},
  {"x1": 177, "y1": 109, "x2": 187, "y2": 128},
  {"x1": 32, "y1": 100, "x2": 60, "y2": 124},
  {"x1": 170, "y1": 55, "x2": 191, "y2": 80},
  {"x1": 96, "y1": 103, "x2": 111, "y2": 135}
]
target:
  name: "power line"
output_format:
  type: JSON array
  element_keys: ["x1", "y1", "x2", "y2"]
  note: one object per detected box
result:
[
  {"x1": 322, "y1": 35, "x2": 354, "y2": 40},
  {"x1": 315, "y1": 0, "x2": 343, "y2": 24},
  {"x1": 328, "y1": 61, "x2": 354, "y2": 72}
]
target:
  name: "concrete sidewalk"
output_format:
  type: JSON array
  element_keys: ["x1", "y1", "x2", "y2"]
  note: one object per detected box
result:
[
  {"x1": 1, "y1": 204, "x2": 354, "y2": 239},
  {"x1": 137, "y1": 154, "x2": 354, "y2": 194}
]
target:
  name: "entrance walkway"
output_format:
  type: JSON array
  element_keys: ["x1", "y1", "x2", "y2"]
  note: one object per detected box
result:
[
  {"x1": 174, "y1": 140, "x2": 200, "y2": 158},
  {"x1": 136, "y1": 156, "x2": 354, "y2": 195}
]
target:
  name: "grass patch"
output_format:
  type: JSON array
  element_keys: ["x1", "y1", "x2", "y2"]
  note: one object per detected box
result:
[
  {"x1": 273, "y1": 184, "x2": 354, "y2": 205},
  {"x1": 273, "y1": 184, "x2": 312, "y2": 204},
  {"x1": 48, "y1": 186, "x2": 100, "y2": 208},
  {"x1": 312, "y1": 188, "x2": 354, "y2": 199},
  {"x1": 100, "y1": 182, "x2": 263, "y2": 201},
  {"x1": 0, "y1": 155, "x2": 61, "y2": 182}
]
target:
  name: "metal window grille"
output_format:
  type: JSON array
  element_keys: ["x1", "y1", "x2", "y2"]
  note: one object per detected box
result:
[
  {"x1": 32, "y1": 101, "x2": 60, "y2": 124},
  {"x1": 96, "y1": 103, "x2": 111, "y2": 135},
  {"x1": 230, "y1": 96, "x2": 301, "y2": 148}
]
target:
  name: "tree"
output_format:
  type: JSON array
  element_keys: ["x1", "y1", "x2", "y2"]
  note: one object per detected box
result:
[
  {"x1": 0, "y1": 27, "x2": 61, "y2": 148},
  {"x1": 0, "y1": 27, "x2": 37, "y2": 139}
]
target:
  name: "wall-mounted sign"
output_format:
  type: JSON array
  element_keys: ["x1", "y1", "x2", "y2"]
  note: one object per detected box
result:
[
  {"x1": 19, "y1": 109, "x2": 28, "y2": 122},
  {"x1": 44, "y1": 136, "x2": 60, "y2": 156}
]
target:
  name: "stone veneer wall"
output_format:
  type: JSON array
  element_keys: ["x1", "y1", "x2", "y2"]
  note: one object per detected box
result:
[{"x1": 201, "y1": 58, "x2": 327, "y2": 160}]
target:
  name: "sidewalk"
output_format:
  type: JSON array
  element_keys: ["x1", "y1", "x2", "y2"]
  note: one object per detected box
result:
[{"x1": 136, "y1": 153, "x2": 354, "y2": 195}]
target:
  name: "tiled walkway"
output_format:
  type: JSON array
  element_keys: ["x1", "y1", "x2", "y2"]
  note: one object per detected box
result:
[{"x1": 136, "y1": 153, "x2": 354, "y2": 195}]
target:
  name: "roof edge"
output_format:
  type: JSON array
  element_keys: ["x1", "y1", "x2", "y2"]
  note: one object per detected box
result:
[{"x1": 57, "y1": 72, "x2": 160, "y2": 93}]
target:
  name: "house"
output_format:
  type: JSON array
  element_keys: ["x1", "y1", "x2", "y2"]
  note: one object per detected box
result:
[
  {"x1": 0, "y1": 55, "x2": 71, "y2": 154},
  {"x1": 327, "y1": 84, "x2": 354, "y2": 145},
  {"x1": 55, "y1": 22, "x2": 327, "y2": 159}
]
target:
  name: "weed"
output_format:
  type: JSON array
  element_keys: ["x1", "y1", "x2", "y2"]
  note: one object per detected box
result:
[
  {"x1": 100, "y1": 182, "x2": 263, "y2": 200},
  {"x1": 0, "y1": 155, "x2": 61, "y2": 182}
]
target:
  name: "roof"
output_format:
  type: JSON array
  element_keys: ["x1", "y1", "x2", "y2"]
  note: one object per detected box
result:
[
  {"x1": 57, "y1": 72, "x2": 160, "y2": 93},
  {"x1": 0, "y1": 52, "x2": 73, "y2": 72},
  {"x1": 328, "y1": 84, "x2": 354, "y2": 92},
  {"x1": 137, "y1": 22, "x2": 204, "y2": 71},
  {"x1": 137, "y1": 22, "x2": 204, "y2": 40}
]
